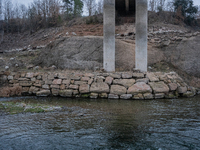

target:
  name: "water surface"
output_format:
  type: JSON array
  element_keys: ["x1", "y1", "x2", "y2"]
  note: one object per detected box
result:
[{"x1": 0, "y1": 96, "x2": 200, "y2": 150}]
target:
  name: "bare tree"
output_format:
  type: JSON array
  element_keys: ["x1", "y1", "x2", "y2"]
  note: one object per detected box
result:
[
  {"x1": 97, "y1": 0, "x2": 103, "y2": 14},
  {"x1": 3, "y1": 0, "x2": 13, "y2": 32},
  {"x1": 20, "y1": 4, "x2": 28, "y2": 31},
  {"x1": 0, "y1": 0, "x2": 3, "y2": 44},
  {"x1": 149, "y1": 0, "x2": 156, "y2": 12},
  {"x1": 83, "y1": 0, "x2": 96, "y2": 16}
]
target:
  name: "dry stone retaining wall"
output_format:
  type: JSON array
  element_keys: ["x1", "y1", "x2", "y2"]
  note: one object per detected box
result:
[{"x1": 0, "y1": 71, "x2": 199, "y2": 99}]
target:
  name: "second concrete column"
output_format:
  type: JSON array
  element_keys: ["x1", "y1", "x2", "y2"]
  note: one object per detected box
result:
[
  {"x1": 135, "y1": 0, "x2": 148, "y2": 72},
  {"x1": 103, "y1": 0, "x2": 115, "y2": 72}
]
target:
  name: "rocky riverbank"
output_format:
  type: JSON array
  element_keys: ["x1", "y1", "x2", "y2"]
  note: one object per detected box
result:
[{"x1": 0, "y1": 71, "x2": 199, "y2": 99}]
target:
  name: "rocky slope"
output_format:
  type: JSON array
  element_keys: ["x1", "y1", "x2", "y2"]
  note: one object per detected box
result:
[{"x1": 0, "y1": 21, "x2": 200, "y2": 88}]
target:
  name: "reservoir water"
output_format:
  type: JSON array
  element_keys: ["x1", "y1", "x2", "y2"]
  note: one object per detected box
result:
[{"x1": 0, "y1": 96, "x2": 200, "y2": 150}]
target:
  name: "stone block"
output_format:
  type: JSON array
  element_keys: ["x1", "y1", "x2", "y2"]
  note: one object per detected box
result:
[
  {"x1": 33, "y1": 83, "x2": 42, "y2": 88},
  {"x1": 60, "y1": 84, "x2": 66, "y2": 90},
  {"x1": 48, "y1": 74, "x2": 56, "y2": 80},
  {"x1": 62, "y1": 80, "x2": 71, "y2": 85},
  {"x1": 159, "y1": 75, "x2": 168, "y2": 81},
  {"x1": 22, "y1": 87, "x2": 30, "y2": 95},
  {"x1": 136, "y1": 78, "x2": 149, "y2": 83},
  {"x1": 36, "y1": 90, "x2": 51, "y2": 97},
  {"x1": 143, "y1": 93, "x2": 154, "y2": 99},
  {"x1": 58, "y1": 73, "x2": 68, "y2": 79},
  {"x1": 149, "y1": 82, "x2": 169, "y2": 93},
  {"x1": 71, "y1": 76, "x2": 81, "y2": 80},
  {"x1": 20, "y1": 72, "x2": 26, "y2": 77},
  {"x1": 59, "y1": 90, "x2": 73, "y2": 97},
  {"x1": 19, "y1": 81, "x2": 32, "y2": 87},
  {"x1": 79, "y1": 84, "x2": 90, "y2": 94},
  {"x1": 109, "y1": 73, "x2": 121, "y2": 79},
  {"x1": 52, "y1": 79, "x2": 62, "y2": 85},
  {"x1": 74, "y1": 81, "x2": 87, "y2": 85},
  {"x1": 90, "y1": 93, "x2": 98, "y2": 99},
  {"x1": 90, "y1": 82, "x2": 109, "y2": 93},
  {"x1": 26, "y1": 73, "x2": 34, "y2": 78},
  {"x1": 122, "y1": 72, "x2": 133, "y2": 79},
  {"x1": 42, "y1": 85, "x2": 50, "y2": 89},
  {"x1": 8, "y1": 75, "x2": 13, "y2": 80},
  {"x1": 99, "y1": 93, "x2": 108, "y2": 98},
  {"x1": 155, "y1": 93, "x2": 165, "y2": 99},
  {"x1": 133, "y1": 73, "x2": 144, "y2": 78},
  {"x1": 69, "y1": 84, "x2": 79, "y2": 90},
  {"x1": 168, "y1": 83, "x2": 178, "y2": 91},
  {"x1": 113, "y1": 79, "x2": 135, "y2": 88},
  {"x1": 120, "y1": 94, "x2": 132, "y2": 99},
  {"x1": 96, "y1": 78, "x2": 104, "y2": 83},
  {"x1": 105, "y1": 76, "x2": 113, "y2": 85},
  {"x1": 13, "y1": 73, "x2": 20, "y2": 79},
  {"x1": 37, "y1": 75, "x2": 42, "y2": 80},
  {"x1": 45, "y1": 80, "x2": 53, "y2": 85},
  {"x1": 73, "y1": 90, "x2": 79, "y2": 96},
  {"x1": 108, "y1": 94, "x2": 119, "y2": 99},
  {"x1": 9, "y1": 80, "x2": 18, "y2": 84},
  {"x1": 132, "y1": 94, "x2": 144, "y2": 100},
  {"x1": 31, "y1": 78, "x2": 36, "y2": 82},
  {"x1": 146, "y1": 72, "x2": 159, "y2": 82},
  {"x1": 18, "y1": 78, "x2": 30, "y2": 81},
  {"x1": 177, "y1": 86, "x2": 187, "y2": 94},
  {"x1": 29, "y1": 86, "x2": 39, "y2": 94},
  {"x1": 110, "y1": 85, "x2": 127, "y2": 95},
  {"x1": 84, "y1": 73, "x2": 94, "y2": 77},
  {"x1": 81, "y1": 77, "x2": 90, "y2": 81},
  {"x1": 183, "y1": 91, "x2": 195, "y2": 98},
  {"x1": 52, "y1": 89, "x2": 59, "y2": 96},
  {"x1": 127, "y1": 82, "x2": 152, "y2": 94},
  {"x1": 88, "y1": 79, "x2": 93, "y2": 85},
  {"x1": 50, "y1": 84, "x2": 60, "y2": 89}
]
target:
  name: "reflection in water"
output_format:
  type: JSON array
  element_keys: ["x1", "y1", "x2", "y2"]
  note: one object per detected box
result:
[{"x1": 0, "y1": 96, "x2": 200, "y2": 149}]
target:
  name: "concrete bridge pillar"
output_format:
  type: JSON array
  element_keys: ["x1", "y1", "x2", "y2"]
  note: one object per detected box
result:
[
  {"x1": 135, "y1": 0, "x2": 148, "y2": 72},
  {"x1": 103, "y1": 0, "x2": 148, "y2": 72},
  {"x1": 103, "y1": 0, "x2": 115, "y2": 72}
]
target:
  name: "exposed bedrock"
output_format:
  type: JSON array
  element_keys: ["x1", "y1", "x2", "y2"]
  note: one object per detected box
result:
[{"x1": 34, "y1": 36, "x2": 163, "y2": 71}]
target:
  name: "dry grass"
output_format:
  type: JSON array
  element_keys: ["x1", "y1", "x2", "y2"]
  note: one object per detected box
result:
[{"x1": 0, "y1": 86, "x2": 22, "y2": 97}]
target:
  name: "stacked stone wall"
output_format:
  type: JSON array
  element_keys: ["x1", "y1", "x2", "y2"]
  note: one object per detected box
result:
[{"x1": 0, "y1": 71, "x2": 199, "y2": 99}]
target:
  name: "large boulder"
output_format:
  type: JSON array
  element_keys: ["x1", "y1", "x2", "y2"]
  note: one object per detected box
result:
[
  {"x1": 127, "y1": 82, "x2": 152, "y2": 94},
  {"x1": 90, "y1": 82, "x2": 109, "y2": 93},
  {"x1": 149, "y1": 82, "x2": 169, "y2": 93},
  {"x1": 110, "y1": 85, "x2": 127, "y2": 95}
]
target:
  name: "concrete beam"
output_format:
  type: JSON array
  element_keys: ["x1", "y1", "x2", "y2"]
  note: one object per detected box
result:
[
  {"x1": 103, "y1": 0, "x2": 115, "y2": 72},
  {"x1": 135, "y1": 0, "x2": 148, "y2": 72}
]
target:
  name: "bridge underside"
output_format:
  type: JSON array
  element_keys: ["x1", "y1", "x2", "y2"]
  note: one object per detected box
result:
[{"x1": 115, "y1": 0, "x2": 136, "y2": 16}]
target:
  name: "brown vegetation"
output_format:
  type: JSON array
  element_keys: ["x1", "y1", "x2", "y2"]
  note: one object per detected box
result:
[{"x1": 0, "y1": 86, "x2": 22, "y2": 97}]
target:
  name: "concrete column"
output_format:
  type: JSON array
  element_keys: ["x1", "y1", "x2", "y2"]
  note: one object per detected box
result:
[
  {"x1": 135, "y1": 0, "x2": 148, "y2": 72},
  {"x1": 103, "y1": 0, "x2": 115, "y2": 72},
  {"x1": 125, "y1": 0, "x2": 129, "y2": 12}
]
